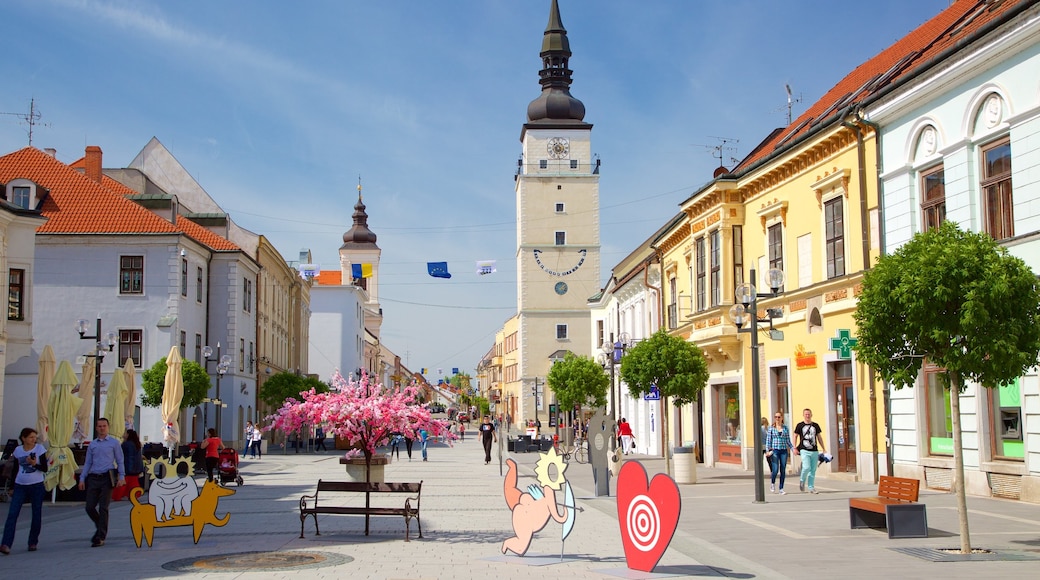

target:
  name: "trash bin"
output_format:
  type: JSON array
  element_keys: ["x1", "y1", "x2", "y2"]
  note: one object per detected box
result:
[{"x1": 673, "y1": 446, "x2": 697, "y2": 484}]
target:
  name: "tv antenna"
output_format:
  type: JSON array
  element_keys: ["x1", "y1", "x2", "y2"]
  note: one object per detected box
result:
[
  {"x1": 772, "y1": 84, "x2": 803, "y2": 126},
  {"x1": 1, "y1": 98, "x2": 50, "y2": 146},
  {"x1": 692, "y1": 136, "x2": 739, "y2": 168}
]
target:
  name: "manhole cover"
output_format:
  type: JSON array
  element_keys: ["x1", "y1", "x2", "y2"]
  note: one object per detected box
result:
[
  {"x1": 163, "y1": 550, "x2": 352, "y2": 572},
  {"x1": 889, "y1": 547, "x2": 1040, "y2": 562}
]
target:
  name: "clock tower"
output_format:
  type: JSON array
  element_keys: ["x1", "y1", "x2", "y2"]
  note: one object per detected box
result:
[{"x1": 515, "y1": 0, "x2": 600, "y2": 419}]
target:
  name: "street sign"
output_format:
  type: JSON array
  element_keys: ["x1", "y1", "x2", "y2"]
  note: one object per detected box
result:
[{"x1": 644, "y1": 385, "x2": 660, "y2": 401}]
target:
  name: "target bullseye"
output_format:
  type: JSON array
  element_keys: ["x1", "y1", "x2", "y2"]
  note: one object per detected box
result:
[{"x1": 625, "y1": 494, "x2": 660, "y2": 552}]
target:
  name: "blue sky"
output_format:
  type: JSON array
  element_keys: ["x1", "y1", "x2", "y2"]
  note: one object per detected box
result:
[{"x1": 2, "y1": 0, "x2": 951, "y2": 380}]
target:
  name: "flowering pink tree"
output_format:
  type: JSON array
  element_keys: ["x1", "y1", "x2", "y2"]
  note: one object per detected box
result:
[{"x1": 268, "y1": 371, "x2": 450, "y2": 481}]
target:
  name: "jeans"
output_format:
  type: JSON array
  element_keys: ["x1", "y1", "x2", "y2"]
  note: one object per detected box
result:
[
  {"x1": 2, "y1": 482, "x2": 45, "y2": 548},
  {"x1": 799, "y1": 450, "x2": 820, "y2": 489},
  {"x1": 769, "y1": 449, "x2": 789, "y2": 489},
  {"x1": 421, "y1": 440, "x2": 428, "y2": 460},
  {"x1": 84, "y1": 473, "x2": 114, "y2": 542},
  {"x1": 250, "y1": 440, "x2": 261, "y2": 458}
]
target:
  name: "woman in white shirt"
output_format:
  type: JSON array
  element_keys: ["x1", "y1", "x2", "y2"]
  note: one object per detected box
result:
[{"x1": 1, "y1": 427, "x2": 49, "y2": 554}]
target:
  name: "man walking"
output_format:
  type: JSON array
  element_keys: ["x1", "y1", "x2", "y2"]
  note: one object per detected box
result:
[
  {"x1": 479, "y1": 415, "x2": 497, "y2": 465},
  {"x1": 793, "y1": 408, "x2": 826, "y2": 494},
  {"x1": 77, "y1": 418, "x2": 125, "y2": 547}
]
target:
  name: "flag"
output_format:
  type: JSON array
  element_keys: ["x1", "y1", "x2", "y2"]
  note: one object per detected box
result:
[
  {"x1": 452, "y1": 367, "x2": 459, "y2": 375},
  {"x1": 351, "y1": 263, "x2": 373, "y2": 279},
  {"x1": 421, "y1": 368, "x2": 428, "y2": 375},
  {"x1": 476, "y1": 260, "x2": 496, "y2": 275},
  {"x1": 427, "y1": 262, "x2": 451, "y2": 279}
]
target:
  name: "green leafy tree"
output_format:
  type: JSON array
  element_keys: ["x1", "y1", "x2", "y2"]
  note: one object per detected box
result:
[
  {"x1": 546, "y1": 352, "x2": 609, "y2": 413},
  {"x1": 620, "y1": 329, "x2": 709, "y2": 472},
  {"x1": 139, "y1": 357, "x2": 211, "y2": 409},
  {"x1": 259, "y1": 372, "x2": 329, "y2": 408},
  {"x1": 853, "y1": 221, "x2": 1040, "y2": 553},
  {"x1": 451, "y1": 372, "x2": 472, "y2": 393}
]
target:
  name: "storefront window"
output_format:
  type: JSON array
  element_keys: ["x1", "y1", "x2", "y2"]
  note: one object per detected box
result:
[
  {"x1": 924, "y1": 366, "x2": 953, "y2": 455},
  {"x1": 719, "y1": 384, "x2": 740, "y2": 445},
  {"x1": 989, "y1": 378, "x2": 1024, "y2": 460}
]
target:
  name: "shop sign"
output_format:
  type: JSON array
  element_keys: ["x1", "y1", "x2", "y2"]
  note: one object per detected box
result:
[{"x1": 794, "y1": 344, "x2": 817, "y2": 370}]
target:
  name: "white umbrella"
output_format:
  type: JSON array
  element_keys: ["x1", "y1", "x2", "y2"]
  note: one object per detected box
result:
[
  {"x1": 123, "y1": 358, "x2": 137, "y2": 431},
  {"x1": 72, "y1": 360, "x2": 95, "y2": 443},
  {"x1": 104, "y1": 369, "x2": 127, "y2": 440},
  {"x1": 160, "y1": 346, "x2": 184, "y2": 454},
  {"x1": 36, "y1": 345, "x2": 56, "y2": 444},
  {"x1": 45, "y1": 361, "x2": 84, "y2": 492}
]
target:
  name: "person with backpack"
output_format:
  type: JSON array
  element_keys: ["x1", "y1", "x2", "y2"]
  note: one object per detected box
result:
[{"x1": 794, "y1": 408, "x2": 826, "y2": 494}]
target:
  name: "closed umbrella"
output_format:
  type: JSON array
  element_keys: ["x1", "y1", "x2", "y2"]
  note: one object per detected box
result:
[
  {"x1": 36, "y1": 345, "x2": 56, "y2": 444},
  {"x1": 161, "y1": 346, "x2": 184, "y2": 455},
  {"x1": 72, "y1": 360, "x2": 95, "y2": 443},
  {"x1": 104, "y1": 369, "x2": 127, "y2": 440},
  {"x1": 123, "y1": 358, "x2": 137, "y2": 432},
  {"x1": 45, "y1": 360, "x2": 84, "y2": 492}
]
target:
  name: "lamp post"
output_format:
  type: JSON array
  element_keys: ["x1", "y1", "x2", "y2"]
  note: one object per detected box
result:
[
  {"x1": 76, "y1": 318, "x2": 117, "y2": 439},
  {"x1": 531, "y1": 377, "x2": 540, "y2": 437},
  {"x1": 729, "y1": 267, "x2": 786, "y2": 503},
  {"x1": 202, "y1": 343, "x2": 232, "y2": 440},
  {"x1": 612, "y1": 332, "x2": 631, "y2": 419}
]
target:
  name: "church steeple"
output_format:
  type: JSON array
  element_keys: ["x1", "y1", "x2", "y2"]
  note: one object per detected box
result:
[
  {"x1": 342, "y1": 180, "x2": 378, "y2": 248},
  {"x1": 526, "y1": 0, "x2": 587, "y2": 125}
]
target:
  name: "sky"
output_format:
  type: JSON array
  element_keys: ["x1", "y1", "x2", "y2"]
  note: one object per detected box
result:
[{"x1": 1, "y1": 0, "x2": 953, "y2": 380}]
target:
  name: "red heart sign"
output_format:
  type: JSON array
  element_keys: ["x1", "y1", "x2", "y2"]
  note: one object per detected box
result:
[{"x1": 616, "y1": 460, "x2": 681, "y2": 572}]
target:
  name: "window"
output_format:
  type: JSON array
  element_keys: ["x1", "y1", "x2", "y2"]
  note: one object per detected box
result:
[
  {"x1": 710, "y1": 230, "x2": 721, "y2": 307},
  {"x1": 180, "y1": 259, "x2": 188, "y2": 297},
  {"x1": 667, "y1": 276, "x2": 678, "y2": 330},
  {"x1": 556, "y1": 324, "x2": 568, "y2": 340},
  {"x1": 120, "y1": 256, "x2": 144, "y2": 294},
  {"x1": 570, "y1": 160, "x2": 578, "y2": 169},
  {"x1": 180, "y1": 331, "x2": 186, "y2": 355},
  {"x1": 719, "y1": 384, "x2": 740, "y2": 445},
  {"x1": 732, "y1": 226, "x2": 744, "y2": 291},
  {"x1": 824, "y1": 197, "x2": 845, "y2": 278},
  {"x1": 981, "y1": 138, "x2": 1013, "y2": 240},
  {"x1": 119, "y1": 329, "x2": 143, "y2": 368},
  {"x1": 924, "y1": 365, "x2": 952, "y2": 456},
  {"x1": 195, "y1": 334, "x2": 203, "y2": 363},
  {"x1": 989, "y1": 379, "x2": 1023, "y2": 460},
  {"x1": 8, "y1": 269, "x2": 24, "y2": 320},
  {"x1": 555, "y1": 231, "x2": 566, "y2": 246},
  {"x1": 772, "y1": 366, "x2": 790, "y2": 426},
  {"x1": 243, "y1": 278, "x2": 253, "y2": 313},
  {"x1": 249, "y1": 342, "x2": 255, "y2": 373},
  {"x1": 196, "y1": 267, "x2": 204, "y2": 303},
  {"x1": 240, "y1": 338, "x2": 245, "y2": 372},
  {"x1": 12, "y1": 186, "x2": 30, "y2": 209},
  {"x1": 767, "y1": 223, "x2": 784, "y2": 290},
  {"x1": 920, "y1": 165, "x2": 946, "y2": 232},
  {"x1": 695, "y1": 237, "x2": 706, "y2": 311},
  {"x1": 555, "y1": 203, "x2": 565, "y2": 213},
  {"x1": 539, "y1": 160, "x2": 548, "y2": 169}
]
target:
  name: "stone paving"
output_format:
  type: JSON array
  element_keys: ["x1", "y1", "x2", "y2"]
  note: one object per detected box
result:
[{"x1": 2, "y1": 433, "x2": 1039, "y2": 579}]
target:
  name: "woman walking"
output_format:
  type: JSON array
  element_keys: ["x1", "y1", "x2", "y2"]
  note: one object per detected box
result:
[
  {"x1": 201, "y1": 428, "x2": 224, "y2": 482},
  {"x1": 1, "y1": 427, "x2": 49, "y2": 554},
  {"x1": 112, "y1": 429, "x2": 144, "y2": 500},
  {"x1": 765, "y1": 412, "x2": 794, "y2": 494}
]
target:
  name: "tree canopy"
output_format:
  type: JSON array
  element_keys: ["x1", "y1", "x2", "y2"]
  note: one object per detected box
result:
[
  {"x1": 853, "y1": 221, "x2": 1040, "y2": 390},
  {"x1": 258, "y1": 372, "x2": 329, "y2": 408},
  {"x1": 619, "y1": 329, "x2": 708, "y2": 406},
  {"x1": 546, "y1": 352, "x2": 609, "y2": 411},
  {"x1": 139, "y1": 357, "x2": 211, "y2": 409}
]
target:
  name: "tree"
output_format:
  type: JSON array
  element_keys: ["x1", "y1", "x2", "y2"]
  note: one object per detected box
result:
[
  {"x1": 139, "y1": 357, "x2": 211, "y2": 409},
  {"x1": 451, "y1": 372, "x2": 472, "y2": 393},
  {"x1": 546, "y1": 352, "x2": 609, "y2": 414},
  {"x1": 853, "y1": 221, "x2": 1040, "y2": 553},
  {"x1": 259, "y1": 371, "x2": 329, "y2": 408},
  {"x1": 619, "y1": 329, "x2": 709, "y2": 473}
]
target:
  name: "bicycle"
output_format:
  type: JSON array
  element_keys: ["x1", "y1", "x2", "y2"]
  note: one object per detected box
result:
[{"x1": 558, "y1": 438, "x2": 588, "y2": 464}]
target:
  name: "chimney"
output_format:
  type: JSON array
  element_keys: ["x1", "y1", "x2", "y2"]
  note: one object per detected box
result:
[
  {"x1": 85, "y1": 146, "x2": 103, "y2": 183},
  {"x1": 44, "y1": 148, "x2": 57, "y2": 157}
]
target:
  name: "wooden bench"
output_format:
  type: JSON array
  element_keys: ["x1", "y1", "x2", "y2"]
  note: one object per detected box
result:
[
  {"x1": 299, "y1": 479, "x2": 422, "y2": 540},
  {"x1": 849, "y1": 475, "x2": 928, "y2": 538}
]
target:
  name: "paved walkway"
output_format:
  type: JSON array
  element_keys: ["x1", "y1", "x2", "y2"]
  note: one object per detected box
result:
[{"x1": 2, "y1": 434, "x2": 1039, "y2": 578}]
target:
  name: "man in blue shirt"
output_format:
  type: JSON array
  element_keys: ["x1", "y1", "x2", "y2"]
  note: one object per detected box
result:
[{"x1": 77, "y1": 418, "x2": 125, "y2": 547}]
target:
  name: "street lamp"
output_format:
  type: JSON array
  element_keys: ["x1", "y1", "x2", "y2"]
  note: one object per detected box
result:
[
  {"x1": 202, "y1": 344, "x2": 232, "y2": 439},
  {"x1": 531, "y1": 377, "x2": 541, "y2": 437},
  {"x1": 728, "y1": 267, "x2": 785, "y2": 503},
  {"x1": 76, "y1": 318, "x2": 117, "y2": 439}
]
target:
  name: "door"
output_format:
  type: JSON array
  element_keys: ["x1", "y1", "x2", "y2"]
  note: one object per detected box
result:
[{"x1": 833, "y1": 362, "x2": 856, "y2": 472}]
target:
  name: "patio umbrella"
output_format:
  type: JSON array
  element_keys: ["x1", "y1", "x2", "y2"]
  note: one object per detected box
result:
[
  {"x1": 36, "y1": 345, "x2": 56, "y2": 444},
  {"x1": 123, "y1": 358, "x2": 137, "y2": 431},
  {"x1": 104, "y1": 369, "x2": 127, "y2": 440},
  {"x1": 161, "y1": 346, "x2": 183, "y2": 454},
  {"x1": 72, "y1": 360, "x2": 95, "y2": 443},
  {"x1": 45, "y1": 360, "x2": 84, "y2": 492}
]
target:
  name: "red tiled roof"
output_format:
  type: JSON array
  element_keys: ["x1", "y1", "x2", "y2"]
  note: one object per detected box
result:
[
  {"x1": 315, "y1": 270, "x2": 342, "y2": 286},
  {"x1": 0, "y1": 147, "x2": 239, "y2": 252},
  {"x1": 735, "y1": 0, "x2": 1028, "y2": 171}
]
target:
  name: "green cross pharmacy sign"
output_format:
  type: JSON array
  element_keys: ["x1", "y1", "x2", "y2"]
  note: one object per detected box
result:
[{"x1": 829, "y1": 329, "x2": 858, "y2": 360}]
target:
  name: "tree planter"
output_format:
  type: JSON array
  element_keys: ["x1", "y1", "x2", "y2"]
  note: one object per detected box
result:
[{"x1": 340, "y1": 456, "x2": 389, "y2": 483}]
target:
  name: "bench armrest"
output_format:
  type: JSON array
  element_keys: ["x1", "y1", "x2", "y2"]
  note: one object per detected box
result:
[{"x1": 300, "y1": 492, "x2": 317, "y2": 512}]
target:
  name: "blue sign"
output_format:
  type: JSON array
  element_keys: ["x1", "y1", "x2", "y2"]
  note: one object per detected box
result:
[{"x1": 644, "y1": 385, "x2": 660, "y2": 401}]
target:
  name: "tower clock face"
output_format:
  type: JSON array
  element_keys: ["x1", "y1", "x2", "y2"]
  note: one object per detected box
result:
[
  {"x1": 555, "y1": 281, "x2": 568, "y2": 295},
  {"x1": 547, "y1": 137, "x2": 570, "y2": 159}
]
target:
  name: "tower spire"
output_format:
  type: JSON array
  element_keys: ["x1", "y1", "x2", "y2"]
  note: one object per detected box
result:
[{"x1": 526, "y1": 0, "x2": 586, "y2": 124}]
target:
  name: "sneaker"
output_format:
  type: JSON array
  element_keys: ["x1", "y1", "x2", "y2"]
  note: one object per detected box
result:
[
  {"x1": 799, "y1": 481, "x2": 805, "y2": 492},
  {"x1": 770, "y1": 483, "x2": 775, "y2": 493},
  {"x1": 0, "y1": 545, "x2": 10, "y2": 555},
  {"x1": 779, "y1": 489, "x2": 786, "y2": 495},
  {"x1": 810, "y1": 488, "x2": 819, "y2": 494}
]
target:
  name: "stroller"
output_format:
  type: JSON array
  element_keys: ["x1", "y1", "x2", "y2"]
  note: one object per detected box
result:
[
  {"x1": 217, "y1": 447, "x2": 243, "y2": 486},
  {"x1": 1, "y1": 439, "x2": 17, "y2": 502}
]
